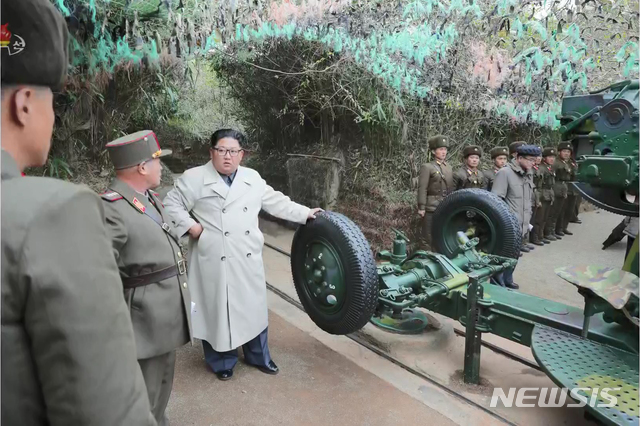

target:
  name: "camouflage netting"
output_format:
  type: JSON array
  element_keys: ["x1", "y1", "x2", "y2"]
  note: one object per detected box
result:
[{"x1": 50, "y1": 0, "x2": 639, "y2": 250}]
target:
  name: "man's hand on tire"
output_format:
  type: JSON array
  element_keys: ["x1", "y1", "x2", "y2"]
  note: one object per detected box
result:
[{"x1": 418, "y1": 210, "x2": 425, "y2": 217}]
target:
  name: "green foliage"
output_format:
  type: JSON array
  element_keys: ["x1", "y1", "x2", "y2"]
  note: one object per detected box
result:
[{"x1": 45, "y1": 156, "x2": 74, "y2": 180}]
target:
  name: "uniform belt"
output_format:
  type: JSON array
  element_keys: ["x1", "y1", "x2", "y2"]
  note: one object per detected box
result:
[{"x1": 122, "y1": 260, "x2": 186, "y2": 289}]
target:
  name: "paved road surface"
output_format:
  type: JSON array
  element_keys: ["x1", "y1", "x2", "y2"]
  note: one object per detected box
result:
[
  {"x1": 164, "y1": 205, "x2": 627, "y2": 425},
  {"x1": 166, "y1": 312, "x2": 456, "y2": 426},
  {"x1": 513, "y1": 209, "x2": 627, "y2": 307}
]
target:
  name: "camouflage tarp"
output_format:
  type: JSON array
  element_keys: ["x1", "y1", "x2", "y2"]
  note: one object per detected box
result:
[{"x1": 555, "y1": 265, "x2": 639, "y2": 309}]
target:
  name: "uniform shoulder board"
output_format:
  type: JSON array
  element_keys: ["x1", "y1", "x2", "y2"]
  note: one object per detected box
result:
[{"x1": 101, "y1": 191, "x2": 123, "y2": 202}]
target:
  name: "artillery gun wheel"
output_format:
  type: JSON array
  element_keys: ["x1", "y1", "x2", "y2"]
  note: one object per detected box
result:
[
  {"x1": 290, "y1": 211, "x2": 379, "y2": 335},
  {"x1": 432, "y1": 189, "x2": 522, "y2": 259}
]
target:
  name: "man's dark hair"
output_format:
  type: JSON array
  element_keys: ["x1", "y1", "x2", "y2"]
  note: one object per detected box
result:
[{"x1": 210, "y1": 129, "x2": 246, "y2": 148}]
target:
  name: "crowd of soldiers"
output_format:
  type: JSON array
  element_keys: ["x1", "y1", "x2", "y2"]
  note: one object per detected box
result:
[{"x1": 417, "y1": 136, "x2": 583, "y2": 256}]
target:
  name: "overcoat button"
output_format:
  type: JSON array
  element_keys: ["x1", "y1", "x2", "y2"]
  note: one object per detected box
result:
[
  {"x1": 221, "y1": 256, "x2": 226, "y2": 261},
  {"x1": 246, "y1": 253, "x2": 251, "y2": 258},
  {"x1": 182, "y1": 282, "x2": 187, "y2": 289},
  {"x1": 222, "y1": 208, "x2": 227, "y2": 213},
  {"x1": 224, "y1": 232, "x2": 230, "y2": 236},
  {"x1": 245, "y1": 230, "x2": 250, "y2": 235},
  {"x1": 243, "y1": 207, "x2": 248, "y2": 212}
]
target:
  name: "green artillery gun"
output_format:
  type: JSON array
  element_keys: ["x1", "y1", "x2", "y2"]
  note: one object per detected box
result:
[{"x1": 290, "y1": 80, "x2": 639, "y2": 425}]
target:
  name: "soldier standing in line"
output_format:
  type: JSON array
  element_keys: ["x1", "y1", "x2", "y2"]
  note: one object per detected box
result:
[
  {"x1": 1, "y1": 1, "x2": 156, "y2": 424},
  {"x1": 536, "y1": 147, "x2": 557, "y2": 244},
  {"x1": 417, "y1": 135, "x2": 454, "y2": 250},
  {"x1": 547, "y1": 142, "x2": 573, "y2": 238},
  {"x1": 509, "y1": 141, "x2": 525, "y2": 162},
  {"x1": 453, "y1": 145, "x2": 486, "y2": 190},
  {"x1": 562, "y1": 151, "x2": 581, "y2": 231},
  {"x1": 529, "y1": 150, "x2": 544, "y2": 246},
  {"x1": 484, "y1": 146, "x2": 509, "y2": 191},
  {"x1": 101, "y1": 131, "x2": 193, "y2": 426}
]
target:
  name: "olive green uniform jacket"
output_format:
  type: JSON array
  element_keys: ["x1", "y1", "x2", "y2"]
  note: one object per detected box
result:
[
  {"x1": 101, "y1": 178, "x2": 192, "y2": 360},
  {"x1": 484, "y1": 167, "x2": 501, "y2": 191},
  {"x1": 1, "y1": 151, "x2": 155, "y2": 426},
  {"x1": 453, "y1": 167, "x2": 487, "y2": 190},
  {"x1": 417, "y1": 160, "x2": 454, "y2": 212}
]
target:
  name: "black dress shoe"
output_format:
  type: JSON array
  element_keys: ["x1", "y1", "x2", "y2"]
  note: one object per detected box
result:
[
  {"x1": 532, "y1": 240, "x2": 545, "y2": 246},
  {"x1": 256, "y1": 360, "x2": 279, "y2": 375},
  {"x1": 505, "y1": 282, "x2": 520, "y2": 290},
  {"x1": 570, "y1": 219, "x2": 582, "y2": 224},
  {"x1": 542, "y1": 238, "x2": 551, "y2": 244},
  {"x1": 562, "y1": 229, "x2": 574, "y2": 235},
  {"x1": 545, "y1": 235, "x2": 557, "y2": 241},
  {"x1": 555, "y1": 232, "x2": 564, "y2": 238},
  {"x1": 216, "y1": 369, "x2": 233, "y2": 381}
]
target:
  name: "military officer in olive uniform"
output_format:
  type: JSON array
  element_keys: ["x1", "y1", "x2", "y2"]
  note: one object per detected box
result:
[
  {"x1": 536, "y1": 148, "x2": 557, "y2": 243},
  {"x1": 529, "y1": 148, "x2": 545, "y2": 246},
  {"x1": 453, "y1": 145, "x2": 486, "y2": 190},
  {"x1": 1, "y1": 1, "x2": 156, "y2": 424},
  {"x1": 484, "y1": 146, "x2": 508, "y2": 191},
  {"x1": 417, "y1": 135, "x2": 454, "y2": 249},
  {"x1": 562, "y1": 151, "x2": 580, "y2": 233},
  {"x1": 547, "y1": 142, "x2": 573, "y2": 238},
  {"x1": 102, "y1": 131, "x2": 193, "y2": 426}
]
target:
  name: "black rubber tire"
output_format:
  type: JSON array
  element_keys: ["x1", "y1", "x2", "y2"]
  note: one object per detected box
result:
[
  {"x1": 431, "y1": 188, "x2": 522, "y2": 259},
  {"x1": 290, "y1": 211, "x2": 379, "y2": 335}
]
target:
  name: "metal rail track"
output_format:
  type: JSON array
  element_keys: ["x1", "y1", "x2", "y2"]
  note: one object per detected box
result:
[
  {"x1": 264, "y1": 241, "x2": 541, "y2": 371},
  {"x1": 262, "y1": 240, "x2": 548, "y2": 425}
]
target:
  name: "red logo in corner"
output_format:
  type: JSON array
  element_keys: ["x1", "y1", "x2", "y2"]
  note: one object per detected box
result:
[{"x1": 1, "y1": 24, "x2": 26, "y2": 56}]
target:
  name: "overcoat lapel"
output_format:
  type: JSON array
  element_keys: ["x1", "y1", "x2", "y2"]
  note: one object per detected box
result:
[
  {"x1": 224, "y1": 166, "x2": 252, "y2": 208},
  {"x1": 203, "y1": 161, "x2": 230, "y2": 199}
]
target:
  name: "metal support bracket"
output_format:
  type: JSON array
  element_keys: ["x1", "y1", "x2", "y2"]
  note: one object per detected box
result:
[{"x1": 463, "y1": 275, "x2": 484, "y2": 384}]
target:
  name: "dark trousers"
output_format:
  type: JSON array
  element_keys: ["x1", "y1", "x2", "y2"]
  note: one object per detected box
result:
[
  {"x1": 547, "y1": 196, "x2": 566, "y2": 235},
  {"x1": 202, "y1": 327, "x2": 272, "y2": 372},
  {"x1": 573, "y1": 194, "x2": 582, "y2": 220},
  {"x1": 138, "y1": 351, "x2": 176, "y2": 426},
  {"x1": 421, "y1": 212, "x2": 434, "y2": 250},
  {"x1": 534, "y1": 200, "x2": 552, "y2": 241},
  {"x1": 529, "y1": 204, "x2": 539, "y2": 243},
  {"x1": 562, "y1": 194, "x2": 578, "y2": 231},
  {"x1": 492, "y1": 264, "x2": 517, "y2": 287}
]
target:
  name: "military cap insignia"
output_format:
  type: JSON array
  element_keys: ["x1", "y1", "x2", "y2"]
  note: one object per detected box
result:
[
  {"x1": 1, "y1": 23, "x2": 26, "y2": 56},
  {"x1": 101, "y1": 191, "x2": 123, "y2": 202},
  {"x1": 132, "y1": 197, "x2": 146, "y2": 213}
]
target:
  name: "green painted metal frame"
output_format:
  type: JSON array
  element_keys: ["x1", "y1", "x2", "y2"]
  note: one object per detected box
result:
[{"x1": 374, "y1": 232, "x2": 639, "y2": 393}]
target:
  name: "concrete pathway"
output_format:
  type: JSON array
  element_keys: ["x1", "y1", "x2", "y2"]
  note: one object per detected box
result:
[
  {"x1": 166, "y1": 312, "x2": 456, "y2": 426},
  {"x1": 164, "y1": 203, "x2": 626, "y2": 426}
]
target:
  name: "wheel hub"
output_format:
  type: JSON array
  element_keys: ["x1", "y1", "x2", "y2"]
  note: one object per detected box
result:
[
  {"x1": 443, "y1": 207, "x2": 497, "y2": 254},
  {"x1": 303, "y1": 239, "x2": 346, "y2": 312}
]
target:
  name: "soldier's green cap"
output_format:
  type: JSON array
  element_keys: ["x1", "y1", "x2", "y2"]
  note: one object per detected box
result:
[
  {"x1": 1, "y1": 0, "x2": 69, "y2": 91},
  {"x1": 490, "y1": 146, "x2": 508, "y2": 159},
  {"x1": 558, "y1": 141, "x2": 573, "y2": 152},
  {"x1": 428, "y1": 135, "x2": 449, "y2": 150},
  {"x1": 106, "y1": 130, "x2": 172, "y2": 170},
  {"x1": 462, "y1": 145, "x2": 482, "y2": 158},
  {"x1": 542, "y1": 147, "x2": 556, "y2": 157},
  {"x1": 509, "y1": 141, "x2": 525, "y2": 154}
]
